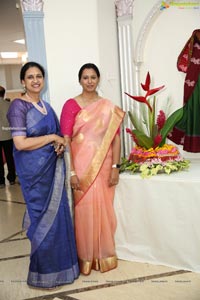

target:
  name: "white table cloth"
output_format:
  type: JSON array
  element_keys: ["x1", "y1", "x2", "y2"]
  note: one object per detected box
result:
[{"x1": 114, "y1": 159, "x2": 200, "y2": 272}]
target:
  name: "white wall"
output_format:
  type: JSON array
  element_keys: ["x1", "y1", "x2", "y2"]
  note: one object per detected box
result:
[
  {"x1": 43, "y1": 0, "x2": 200, "y2": 158},
  {"x1": 43, "y1": 0, "x2": 121, "y2": 117},
  {"x1": 0, "y1": 66, "x2": 6, "y2": 87},
  {"x1": 97, "y1": 0, "x2": 121, "y2": 106}
]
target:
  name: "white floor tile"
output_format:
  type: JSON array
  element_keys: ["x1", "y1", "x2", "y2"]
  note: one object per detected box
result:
[{"x1": 1, "y1": 180, "x2": 200, "y2": 300}]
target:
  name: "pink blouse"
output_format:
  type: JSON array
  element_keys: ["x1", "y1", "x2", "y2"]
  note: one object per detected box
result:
[
  {"x1": 60, "y1": 99, "x2": 81, "y2": 137},
  {"x1": 60, "y1": 98, "x2": 120, "y2": 137}
]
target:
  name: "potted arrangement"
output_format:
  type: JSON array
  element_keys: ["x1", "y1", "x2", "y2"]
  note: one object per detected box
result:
[{"x1": 120, "y1": 72, "x2": 190, "y2": 178}]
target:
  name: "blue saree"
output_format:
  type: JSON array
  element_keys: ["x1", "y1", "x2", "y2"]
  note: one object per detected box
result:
[{"x1": 7, "y1": 99, "x2": 79, "y2": 288}]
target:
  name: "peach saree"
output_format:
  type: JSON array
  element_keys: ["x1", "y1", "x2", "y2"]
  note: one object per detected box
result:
[{"x1": 71, "y1": 99, "x2": 125, "y2": 275}]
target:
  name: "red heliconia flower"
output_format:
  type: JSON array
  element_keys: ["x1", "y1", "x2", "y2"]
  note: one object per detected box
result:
[
  {"x1": 146, "y1": 85, "x2": 165, "y2": 98},
  {"x1": 124, "y1": 73, "x2": 169, "y2": 149},
  {"x1": 124, "y1": 92, "x2": 152, "y2": 112},
  {"x1": 125, "y1": 73, "x2": 165, "y2": 112},
  {"x1": 141, "y1": 72, "x2": 165, "y2": 96},
  {"x1": 157, "y1": 110, "x2": 166, "y2": 131},
  {"x1": 124, "y1": 93, "x2": 146, "y2": 104},
  {"x1": 153, "y1": 134, "x2": 162, "y2": 148},
  {"x1": 141, "y1": 72, "x2": 150, "y2": 91}
]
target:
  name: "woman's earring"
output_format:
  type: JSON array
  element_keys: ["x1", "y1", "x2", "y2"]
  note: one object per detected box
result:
[{"x1": 21, "y1": 85, "x2": 26, "y2": 95}]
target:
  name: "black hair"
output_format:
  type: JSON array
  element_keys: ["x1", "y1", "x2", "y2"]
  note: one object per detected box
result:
[
  {"x1": 78, "y1": 63, "x2": 100, "y2": 82},
  {"x1": 20, "y1": 61, "x2": 45, "y2": 81},
  {"x1": 0, "y1": 86, "x2": 5, "y2": 98}
]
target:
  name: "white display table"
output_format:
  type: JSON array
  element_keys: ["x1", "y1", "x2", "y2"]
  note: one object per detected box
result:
[{"x1": 114, "y1": 159, "x2": 200, "y2": 272}]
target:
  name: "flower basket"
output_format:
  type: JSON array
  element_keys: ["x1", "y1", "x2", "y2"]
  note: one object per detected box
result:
[
  {"x1": 121, "y1": 72, "x2": 190, "y2": 178},
  {"x1": 120, "y1": 145, "x2": 190, "y2": 178}
]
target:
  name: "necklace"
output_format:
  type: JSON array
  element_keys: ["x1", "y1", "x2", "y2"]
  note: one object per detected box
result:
[
  {"x1": 25, "y1": 93, "x2": 47, "y2": 115},
  {"x1": 32, "y1": 100, "x2": 47, "y2": 115}
]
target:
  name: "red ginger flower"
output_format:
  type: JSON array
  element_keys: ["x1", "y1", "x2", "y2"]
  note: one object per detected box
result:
[
  {"x1": 153, "y1": 134, "x2": 162, "y2": 148},
  {"x1": 157, "y1": 110, "x2": 166, "y2": 131}
]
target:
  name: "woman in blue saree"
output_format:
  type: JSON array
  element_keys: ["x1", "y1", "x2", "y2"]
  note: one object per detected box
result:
[{"x1": 7, "y1": 62, "x2": 79, "y2": 289}]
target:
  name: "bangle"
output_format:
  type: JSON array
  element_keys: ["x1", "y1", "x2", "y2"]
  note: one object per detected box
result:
[
  {"x1": 70, "y1": 170, "x2": 76, "y2": 177},
  {"x1": 112, "y1": 164, "x2": 120, "y2": 169}
]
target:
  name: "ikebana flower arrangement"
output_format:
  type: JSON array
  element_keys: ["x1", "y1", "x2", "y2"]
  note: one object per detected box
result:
[{"x1": 120, "y1": 72, "x2": 190, "y2": 178}]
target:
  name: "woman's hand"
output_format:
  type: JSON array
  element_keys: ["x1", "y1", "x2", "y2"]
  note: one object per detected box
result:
[
  {"x1": 109, "y1": 168, "x2": 119, "y2": 187},
  {"x1": 109, "y1": 134, "x2": 121, "y2": 187},
  {"x1": 63, "y1": 135, "x2": 80, "y2": 190},
  {"x1": 53, "y1": 135, "x2": 66, "y2": 156},
  {"x1": 70, "y1": 174, "x2": 81, "y2": 190},
  {"x1": 53, "y1": 143, "x2": 65, "y2": 156}
]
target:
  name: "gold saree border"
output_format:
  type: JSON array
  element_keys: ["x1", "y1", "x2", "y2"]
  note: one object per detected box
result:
[
  {"x1": 74, "y1": 104, "x2": 125, "y2": 205},
  {"x1": 79, "y1": 255, "x2": 118, "y2": 275}
]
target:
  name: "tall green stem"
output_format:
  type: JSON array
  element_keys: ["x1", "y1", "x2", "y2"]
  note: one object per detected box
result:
[{"x1": 148, "y1": 96, "x2": 156, "y2": 139}]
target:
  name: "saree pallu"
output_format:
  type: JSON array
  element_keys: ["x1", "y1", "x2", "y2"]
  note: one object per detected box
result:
[
  {"x1": 13, "y1": 102, "x2": 79, "y2": 288},
  {"x1": 71, "y1": 99, "x2": 125, "y2": 275}
]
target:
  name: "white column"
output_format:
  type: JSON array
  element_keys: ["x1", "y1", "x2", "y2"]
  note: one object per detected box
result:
[
  {"x1": 20, "y1": 0, "x2": 49, "y2": 102},
  {"x1": 115, "y1": 0, "x2": 135, "y2": 156}
]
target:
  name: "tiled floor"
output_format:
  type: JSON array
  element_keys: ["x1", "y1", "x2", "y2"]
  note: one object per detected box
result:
[{"x1": 1, "y1": 177, "x2": 200, "y2": 300}]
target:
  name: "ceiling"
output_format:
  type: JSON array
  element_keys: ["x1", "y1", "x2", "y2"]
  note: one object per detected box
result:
[{"x1": 0, "y1": 0, "x2": 26, "y2": 63}]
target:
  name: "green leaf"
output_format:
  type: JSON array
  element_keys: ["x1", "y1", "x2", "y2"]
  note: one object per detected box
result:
[
  {"x1": 159, "y1": 107, "x2": 183, "y2": 146},
  {"x1": 152, "y1": 124, "x2": 158, "y2": 139},
  {"x1": 141, "y1": 105, "x2": 149, "y2": 135},
  {"x1": 128, "y1": 111, "x2": 145, "y2": 133},
  {"x1": 132, "y1": 129, "x2": 153, "y2": 148}
]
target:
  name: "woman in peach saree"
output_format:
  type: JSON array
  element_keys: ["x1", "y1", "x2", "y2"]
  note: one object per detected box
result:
[{"x1": 60, "y1": 63, "x2": 125, "y2": 275}]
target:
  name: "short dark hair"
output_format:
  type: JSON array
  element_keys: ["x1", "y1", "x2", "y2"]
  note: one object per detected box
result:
[
  {"x1": 20, "y1": 61, "x2": 45, "y2": 81},
  {"x1": 78, "y1": 63, "x2": 100, "y2": 82},
  {"x1": 0, "y1": 86, "x2": 5, "y2": 98}
]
